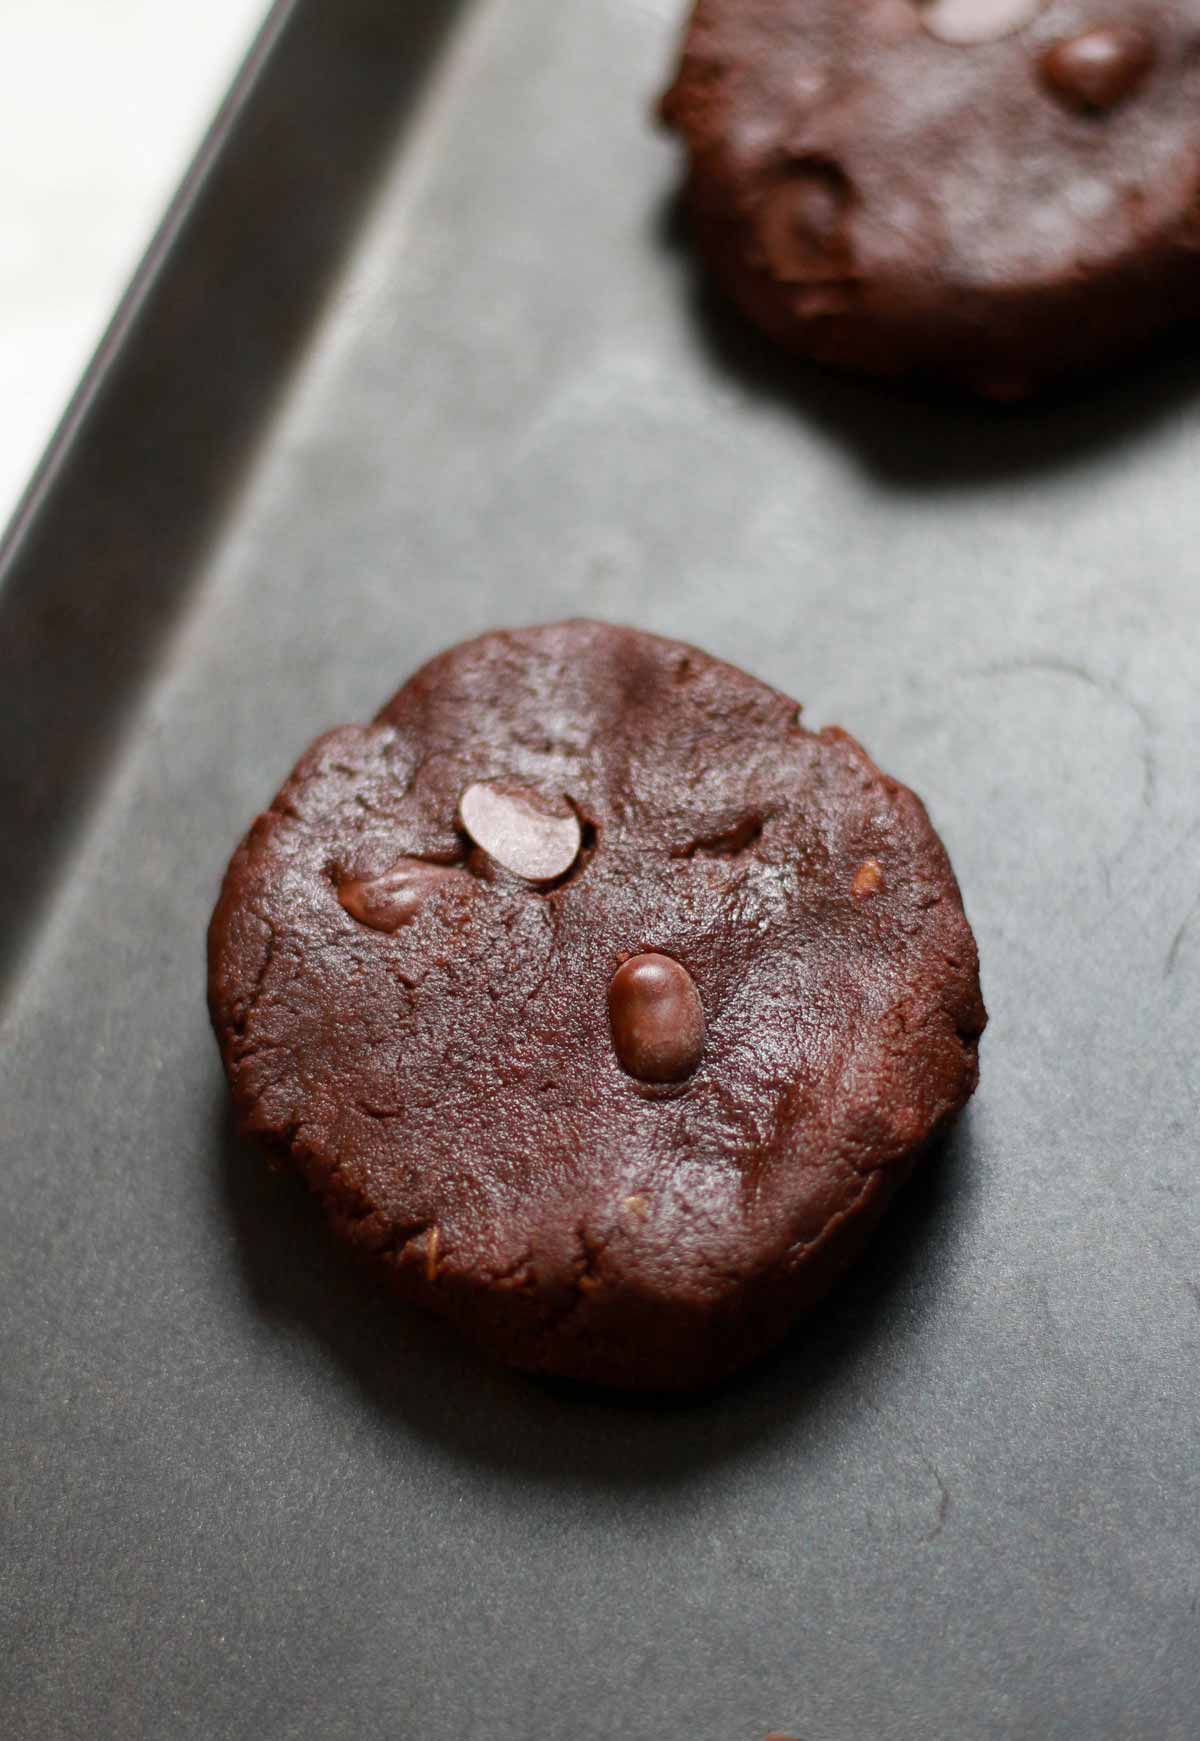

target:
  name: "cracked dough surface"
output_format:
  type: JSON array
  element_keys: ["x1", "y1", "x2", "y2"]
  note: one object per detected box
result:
[{"x1": 208, "y1": 620, "x2": 985, "y2": 1388}]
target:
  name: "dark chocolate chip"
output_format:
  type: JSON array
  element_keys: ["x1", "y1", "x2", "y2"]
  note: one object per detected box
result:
[
  {"x1": 608, "y1": 953, "x2": 706, "y2": 1083},
  {"x1": 1039, "y1": 25, "x2": 1153, "y2": 112},
  {"x1": 458, "y1": 782, "x2": 582, "y2": 883},
  {"x1": 339, "y1": 859, "x2": 470, "y2": 932}
]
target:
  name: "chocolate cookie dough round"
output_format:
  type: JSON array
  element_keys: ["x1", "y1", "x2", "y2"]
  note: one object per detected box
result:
[
  {"x1": 660, "y1": 0, "x2": 1200, "y2": 394},
  {"x1": 208, "y1": 622, "x2": 985, "y2": 1389}
]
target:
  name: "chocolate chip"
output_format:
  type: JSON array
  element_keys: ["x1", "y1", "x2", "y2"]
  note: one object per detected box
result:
[
  {"x1": 1039, "y1": 25, "x2": 1153, "y2": 111},
  {"x1": 608, "y1": 953, "x2": 706, "y2": 1083},
  {"x1": 760, "y1": 161, "x2": 854, "y2": 283},
  {"x1": 338, "y1": 858, "x2": 470, "y2": 932},
  {"x1": 458, "y1": 782, "x2": 582, "y2": 883},
  {"x1": 919, "y1": 0, "x2": 1045, "y2": 46}
]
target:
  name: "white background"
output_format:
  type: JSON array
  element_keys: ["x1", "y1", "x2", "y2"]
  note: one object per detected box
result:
[{"x1": 0, "y1": 0, "x2": 269, "y2": 529}]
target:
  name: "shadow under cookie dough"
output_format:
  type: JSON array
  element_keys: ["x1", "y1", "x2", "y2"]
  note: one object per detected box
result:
[
  {"x1": 655, "y1": 186, "x2": 1200, "y2": 494},
  {"x1": 215, "y1": 1083, "x2": 982, "y2": 1491}
]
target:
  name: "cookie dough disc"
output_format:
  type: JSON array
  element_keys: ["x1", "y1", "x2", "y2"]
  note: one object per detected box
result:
[
  {"x1": 209, "y1": 622, "x2": 986, "y2": 1388},
  {"x1": 661, "y1": 0, "x2": 1200, "y2": 394}
]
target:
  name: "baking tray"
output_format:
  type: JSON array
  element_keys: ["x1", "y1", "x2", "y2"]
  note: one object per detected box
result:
[{"x1": 2, "y1": 2, "x2": 1197, "y2": 1737}]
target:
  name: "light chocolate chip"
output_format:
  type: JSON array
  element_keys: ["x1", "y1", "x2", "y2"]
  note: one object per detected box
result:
[
  {"x1": 458, "y1": 782, "x2": 582, "y2": 883},
  {"x1": 919, "y1": 0, "x2": 1045, "y2": 46}
]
